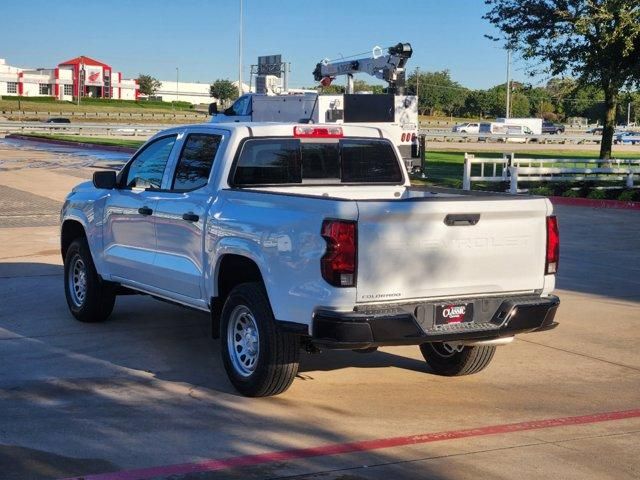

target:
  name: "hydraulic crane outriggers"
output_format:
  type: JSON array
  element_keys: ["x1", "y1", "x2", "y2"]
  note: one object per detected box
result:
[{"x1": 312, "y1": 43, "x2": 413, "y2": 94}]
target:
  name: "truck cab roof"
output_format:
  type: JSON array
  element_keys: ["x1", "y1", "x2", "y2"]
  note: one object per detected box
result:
[{"x1": 149, "y1": 122, "x2": 389, "y2": 141}]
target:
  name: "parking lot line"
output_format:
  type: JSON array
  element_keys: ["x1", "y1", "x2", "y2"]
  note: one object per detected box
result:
[{"x1": 61, "y1": 408, "x2": 640, "y2": 480}]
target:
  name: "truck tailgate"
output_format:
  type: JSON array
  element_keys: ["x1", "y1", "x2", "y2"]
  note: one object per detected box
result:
[{"x1": 355, "y1": 197, "x2": 549, "y2": 303}]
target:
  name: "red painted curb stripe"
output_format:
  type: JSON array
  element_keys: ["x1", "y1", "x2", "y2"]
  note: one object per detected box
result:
[
  {"x1": 62, "y1": 408, "x2": 640, "y2": 480},
  {"x1": 550, "y1": 196, "x2": 640, "y2": 210}
]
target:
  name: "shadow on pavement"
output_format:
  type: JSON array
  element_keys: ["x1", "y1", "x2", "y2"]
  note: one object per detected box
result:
[
  {"x1": 553, "y1": 205, "x2": 640, "y2": 302},
  {"x1": 0, "y1": 261, "x2": 449, "y2": 480}
]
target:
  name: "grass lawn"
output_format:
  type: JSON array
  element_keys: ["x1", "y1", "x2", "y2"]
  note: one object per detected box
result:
[
  {"x1": 421, "y1": 149, "x2": 640, "y2": 200},
  {"x1": 13, "y1": 133, "x2": 144, "y2": 149},
  {"x1": 0, "y1": 97, "x2": 197, "y2": 112}
]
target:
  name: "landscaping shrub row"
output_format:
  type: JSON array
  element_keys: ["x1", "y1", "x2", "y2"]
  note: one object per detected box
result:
[
  {"x1": 1, "y1": 96, "x2": 195, "y2": 110},
  {"x1": 528, "y1": 183, "x2": 640, "y2": 201},
  {"x1": 1, "y1": 96, "x2": 58, "y2": 103}
]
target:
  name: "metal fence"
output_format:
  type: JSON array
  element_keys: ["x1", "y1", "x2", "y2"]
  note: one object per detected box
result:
[
  {"x1": 463, "y1": 153, "x2": 640, "y2": 193},
  {"x1": 0, "y1": 110, "x2": 208, "y2": 119},
  {"x1": 0, "y1": 121, "x2": 165, "y2": 137}
]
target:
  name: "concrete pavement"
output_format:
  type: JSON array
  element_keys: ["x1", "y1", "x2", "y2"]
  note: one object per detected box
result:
[{"x1": 0, "y1": 140, "x2": 639, "y2": 480}]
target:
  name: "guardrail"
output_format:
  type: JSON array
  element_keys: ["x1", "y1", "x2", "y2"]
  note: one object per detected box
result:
[
  {"x1": 462, "y1": 153, "x2": 640, "y2": 193},
  {"x1": 0, "y1": 110, "x2": 208, "y2": 119},
  {"x1": 420, "y1": 131, "x2": 604, "y2": 144},
  {"x1": 0, "y1": 121, "x2": 166, "y2": 137}
]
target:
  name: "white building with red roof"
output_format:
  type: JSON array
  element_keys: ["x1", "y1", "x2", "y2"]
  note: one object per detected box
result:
[{"x1": 0, "y1": 56, "x2": 138, "y2": 101}]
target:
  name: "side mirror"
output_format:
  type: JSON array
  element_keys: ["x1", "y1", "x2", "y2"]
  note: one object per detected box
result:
[
  {"x1": 93, "y1": 170, "x2": 117, "y2": 190},
  {"x1": 208, "y1": 102, "x2": 218, "y2": 115}
]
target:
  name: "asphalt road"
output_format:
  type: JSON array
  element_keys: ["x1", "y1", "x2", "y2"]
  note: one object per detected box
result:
[{"x1": 0, "y1": 140, "x2": 639, "y2": 480}]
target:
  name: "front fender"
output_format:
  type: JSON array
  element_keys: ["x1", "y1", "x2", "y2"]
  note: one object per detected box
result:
[{"x1": 61, "y1": 195, "x2": 107, "y2": 275}]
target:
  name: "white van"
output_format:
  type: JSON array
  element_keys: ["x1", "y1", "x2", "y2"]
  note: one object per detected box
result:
[{"x1": 479, "y1": 122, "x2": 535, "y2": 143}]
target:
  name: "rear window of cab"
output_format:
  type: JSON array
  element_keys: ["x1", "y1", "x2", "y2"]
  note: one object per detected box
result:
[{"x1": 230, "y1": 138, "x2": 403, "y2": 186}]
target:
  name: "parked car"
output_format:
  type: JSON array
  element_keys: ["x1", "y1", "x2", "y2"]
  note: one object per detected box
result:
[
  {"x1": 586, "y1": 127, "x2": 603, "y2": 135},
  {"x1": 60, "y1": 122, "x2": 560, "y2": 396},
  {"x1": 614, "y1": 131, "x2": 640, "y2": 145},
  {"x1": 44, "y1": 117, "x2": 71, "y2": 124},
  {"x1": 452, "y1": 122, "x2": 480, "y2": 134},
  {"x1": 542, "y1": 121, "x2": 565, "y2": 134}
]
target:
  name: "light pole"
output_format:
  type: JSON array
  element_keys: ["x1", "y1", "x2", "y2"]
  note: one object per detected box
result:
[
  {"x1": 505, "y1": 49, "x2": 512, "y2": 119},
  {"x1": 77, "y1": 59, "x2": 84, "y2": 106},
  {"x1": 416, "y1": 67, "x2": 420, "y2": 115},
  {"x1": 176, "y1": 67, "x2": 179, "y2": 104},
  {"x1": 238, "y1": 0, "x2": 243, "y2": 96}
]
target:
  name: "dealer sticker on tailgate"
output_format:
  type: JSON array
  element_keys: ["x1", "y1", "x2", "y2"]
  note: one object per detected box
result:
[{"x1": 435, "y1": 303, "x2": 474, "y2": 325}]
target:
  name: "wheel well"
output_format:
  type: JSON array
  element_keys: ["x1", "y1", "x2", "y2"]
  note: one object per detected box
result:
[
  {"x1": 61, "y1": 220, "x2": 86, "y2": 260},
  {"x1": 210, "y1": 254, "x2": 265, "y2": 339}
]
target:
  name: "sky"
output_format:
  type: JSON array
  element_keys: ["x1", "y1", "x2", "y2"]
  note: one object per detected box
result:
[{"x1": 0, "y1": 0, "x2": 536, "y2": 90}]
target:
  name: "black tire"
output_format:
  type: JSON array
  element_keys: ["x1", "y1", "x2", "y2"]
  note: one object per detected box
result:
[
  {"x1": 420, "y1": 342, "x2": 496, "y2": 376},
  {"x1": 64, "y1": 238, "x2": 115, "y2": 323},
  {"x1": 220, "y1": 282, "x2": 300, "y2": 397}
]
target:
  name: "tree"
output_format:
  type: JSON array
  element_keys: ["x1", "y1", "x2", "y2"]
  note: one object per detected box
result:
[
  {"x1": 463, "y1": 90, "x2": 492, "y2": 118},
  {"x1": 209, "y1": 79, "x2": 238, "y2": 105},
  {"x1": 353, "y1": 79, "x2": 385, "y2": 94},
  {"x1": 406, "y1": 70, "x2": 468, "y2": 116},
  {"x1": 137, "y1": 74, "x2": 162, "y2": 97},
  {"x1": 318, "y1": 84, "x2": 345, "y2": 94},
  {"x1": 484, "y1": 0, "x2": 640, "y2": 159}
]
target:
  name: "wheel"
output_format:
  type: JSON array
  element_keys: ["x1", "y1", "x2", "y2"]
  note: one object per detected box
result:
[
  {"x1": 419, "y1": 342, "x2": 496, "y2": 376},
  {"x1": 64, "y1": 238, "x2": 115, "y2": 323},
  {"x1": 220, "y1": 282, "x2": 300, "y2": 397}
]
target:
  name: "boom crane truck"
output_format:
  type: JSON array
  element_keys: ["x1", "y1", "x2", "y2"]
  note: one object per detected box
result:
[
  {"x1": 210, "y1": 43, "x2": 421, "y2": 171},
  {"x1": 312, "y1": 42, "x2": 412, "y2": 95}
]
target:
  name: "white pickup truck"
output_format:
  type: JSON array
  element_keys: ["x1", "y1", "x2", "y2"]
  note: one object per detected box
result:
[{"x1": 61, "y1": 123, "x2": 560, "y2": 397}]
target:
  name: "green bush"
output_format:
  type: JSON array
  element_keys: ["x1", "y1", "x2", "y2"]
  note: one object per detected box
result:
[
  {"x1": 552, "y1": 182, "x2": 573, "y2": 196},
  {"x1": 562, "y1": 189, "x2": 581, "y2": 197},
  {"x1": 587, "y1": 189, "x2": 607, "y2": 199},
  {"x1": 604, "y1": 189, "x2": 623, "y2": 200},
  {"x1": 618, "y1": 189, "x2": 639, "y2": 201},
  {"x1": 529, "y1": 186, "x2": 554, "y2": 196}
]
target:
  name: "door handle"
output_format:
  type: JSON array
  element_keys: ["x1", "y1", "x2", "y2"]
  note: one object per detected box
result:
[
  {"x1": 182, "y1": 212, "x2": 199, "y2": 222},
  {"x1": 138, "y1": 206, "x2": 153, "y2": 216},
  {"x1": 444, "y1": 214, "x2": 480, "y2": 226}
]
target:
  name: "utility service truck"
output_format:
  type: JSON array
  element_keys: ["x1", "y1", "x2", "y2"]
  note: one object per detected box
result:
[
  {"x1": 210, "y1": 43, "x2": 420, "y2": 170},
  {"x1": 61, "y1": 122, "x2": 560, "y2": 397}
]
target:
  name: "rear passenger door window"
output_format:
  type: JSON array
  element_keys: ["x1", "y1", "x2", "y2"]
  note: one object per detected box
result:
[{"x1": 172, "y1": 133, "x2": 222, "y2": 191}]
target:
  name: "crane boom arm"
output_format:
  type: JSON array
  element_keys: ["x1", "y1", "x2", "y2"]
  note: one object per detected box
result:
[{"x1": 313, "y1": 43, "x2": 413, "y2": 93}]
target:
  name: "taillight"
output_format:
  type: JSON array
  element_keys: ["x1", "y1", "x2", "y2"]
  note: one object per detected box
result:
[
  {"x1": 411, "y1": 133, "x2": 417, "y2": 142},
  {"x1": 546, "y1": 215, "x2": 559, "y2": 274},
  {"x1": 401, "y1": 133, "x2": 406, "y2": 142},
  {"x1": 294, "y1": 126, "x2": 343, "y2": 138},
  {"x1": 321, "y1": 219, "x2": 357, "y2": 287}
]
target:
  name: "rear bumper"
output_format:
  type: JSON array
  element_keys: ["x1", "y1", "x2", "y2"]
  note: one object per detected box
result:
[{"x1": 312, "y1": 294, "x2": 559, "y2": 349}]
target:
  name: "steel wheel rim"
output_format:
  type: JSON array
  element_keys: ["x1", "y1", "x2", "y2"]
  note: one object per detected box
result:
[
  {"x1": 227, "y1": 305, "x2": 260, "y2": 377},
  {"x1": 68, "y1": 254, "x2": 87, "y2": 307}
]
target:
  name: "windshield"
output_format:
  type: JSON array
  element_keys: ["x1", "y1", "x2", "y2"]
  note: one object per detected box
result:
[{"x1": 232, "y1": 138, "x2": 403, "y2": 186}]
